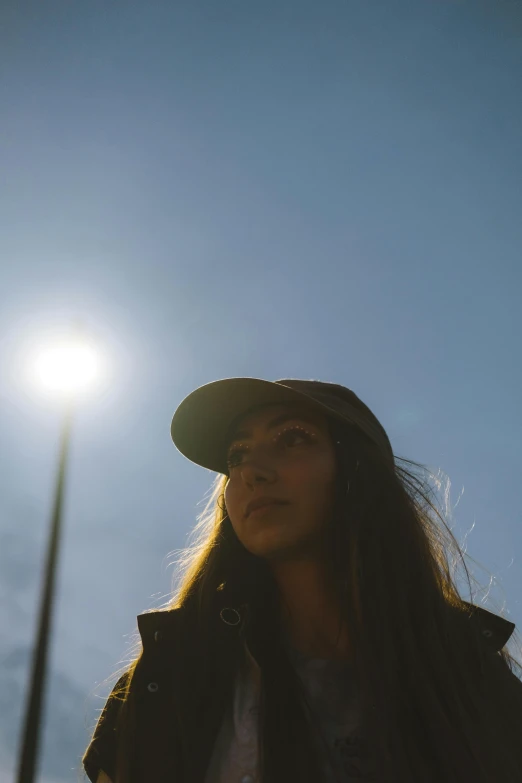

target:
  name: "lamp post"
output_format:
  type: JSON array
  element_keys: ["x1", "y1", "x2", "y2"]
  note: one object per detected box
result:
[{"x1": 15, "y1": 325, "x2": 101, "y2": 783}]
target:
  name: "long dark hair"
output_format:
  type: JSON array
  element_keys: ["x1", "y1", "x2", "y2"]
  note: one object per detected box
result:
[{"x1": 92, "y1": 416, "x2": 522, "y2": 782}]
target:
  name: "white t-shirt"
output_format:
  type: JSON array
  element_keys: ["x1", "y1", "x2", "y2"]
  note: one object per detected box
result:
[{"x1": 204, "y1": 639, "x2": 375, "y2": 783}]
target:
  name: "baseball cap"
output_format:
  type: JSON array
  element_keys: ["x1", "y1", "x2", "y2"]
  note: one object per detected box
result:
[{"x1": 170, "y1": 377, "x2": 394, "y2": 475}]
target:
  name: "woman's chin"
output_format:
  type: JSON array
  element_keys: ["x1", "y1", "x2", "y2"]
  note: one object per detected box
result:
[{"x1": 245, "y1": 533, "x2": 309, "y2": 562}]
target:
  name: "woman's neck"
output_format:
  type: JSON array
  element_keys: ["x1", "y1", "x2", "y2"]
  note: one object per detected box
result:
[{"x1": 270, "y1": 556, "x2": 351, "y2": 661}]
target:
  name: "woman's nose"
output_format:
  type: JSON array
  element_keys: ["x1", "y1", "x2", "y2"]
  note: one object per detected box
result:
[{"x1": 239, "y1": 455, "x2": 276, "y2": 482}]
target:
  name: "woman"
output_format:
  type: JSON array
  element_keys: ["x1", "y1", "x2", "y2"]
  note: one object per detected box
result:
[{"x1": 82, "y1": 377, "x2": 522, "y2": 783}]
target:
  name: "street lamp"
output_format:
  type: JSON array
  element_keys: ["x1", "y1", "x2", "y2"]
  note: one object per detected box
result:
[{"x1": 15, "y1": 325, "x2": 102, "y2": 783}]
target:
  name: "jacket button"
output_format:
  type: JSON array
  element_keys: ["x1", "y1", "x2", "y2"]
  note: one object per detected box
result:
[
  {"x1": 482, "y1": 628, "x2": 493, "y2": 638},
  {"x1": 147, "y1": 682, "x2": 159, "y2": 693},
  {"x1": 154, "y1": 630, "x2": 162, "y2": 642}
]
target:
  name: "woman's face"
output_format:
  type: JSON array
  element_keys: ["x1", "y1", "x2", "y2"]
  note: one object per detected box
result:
[{"x1": 224, "y1": 402, "x2": 338, "y2": 561}]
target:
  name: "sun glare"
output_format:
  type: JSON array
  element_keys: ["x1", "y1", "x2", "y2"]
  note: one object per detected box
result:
[{"x1": 32, "y1": 337, "x2": 102, "y2": 396}]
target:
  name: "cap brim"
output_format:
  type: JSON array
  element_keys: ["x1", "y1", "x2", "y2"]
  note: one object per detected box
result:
[{"x1": 170, "y1": 377, "x2": 327, "y2": 474}]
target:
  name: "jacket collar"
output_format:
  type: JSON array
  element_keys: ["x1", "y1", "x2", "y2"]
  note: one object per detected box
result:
[
  {"x1": 461, "y1": 600, "x2": 516, "y2": 651},
  {"x1": 137, "y1": 598, "x2": 515, "y2": 653}
]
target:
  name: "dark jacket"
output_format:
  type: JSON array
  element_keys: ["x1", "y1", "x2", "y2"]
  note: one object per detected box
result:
[{"x1": 82, "y1": 599, "x2": 520, "y2": 783}]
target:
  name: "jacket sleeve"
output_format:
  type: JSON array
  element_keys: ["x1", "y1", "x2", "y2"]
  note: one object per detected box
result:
[{"x1": 82, "y1": 671, "x2": 131, "y2": 783}]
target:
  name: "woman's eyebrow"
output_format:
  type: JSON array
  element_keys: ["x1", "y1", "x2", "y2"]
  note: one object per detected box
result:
[{"x1": 229, "y1": 411, "x2": 321, "y2": 444}]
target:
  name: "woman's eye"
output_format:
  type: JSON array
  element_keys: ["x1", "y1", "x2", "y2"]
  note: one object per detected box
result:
[
  {"x1": 279, "y1": 427, "x2": 311, "y2": 447},
  {"x1": 226, "y1": 447, "x2": 246, "y2": 468},
  {"x1": 226, "y1": 427, "x2": 314, "y2": 469}
]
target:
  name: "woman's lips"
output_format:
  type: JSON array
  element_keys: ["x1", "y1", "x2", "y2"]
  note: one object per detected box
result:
[{"x1": 247, "y1": 502, "x2": 287, "y2": 518}]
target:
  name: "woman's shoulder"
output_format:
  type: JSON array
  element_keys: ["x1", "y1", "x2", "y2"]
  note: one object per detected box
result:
[{"x1": 82, "y1": 670, "x2": 133, "y2": 783}]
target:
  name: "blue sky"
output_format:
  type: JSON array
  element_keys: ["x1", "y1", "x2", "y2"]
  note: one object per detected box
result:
[{"x1": 1, "y1": 1, "x2": 521, "y2": 780}]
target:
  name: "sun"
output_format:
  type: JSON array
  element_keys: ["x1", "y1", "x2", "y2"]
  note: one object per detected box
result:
[{"x1": 32, "y1": 336, "x2": 102, "y2": 396}]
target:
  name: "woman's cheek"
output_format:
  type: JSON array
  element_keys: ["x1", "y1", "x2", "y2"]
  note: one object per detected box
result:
[{"x1": 224, "y1": 484, "x2": 237, "y2": 521}]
